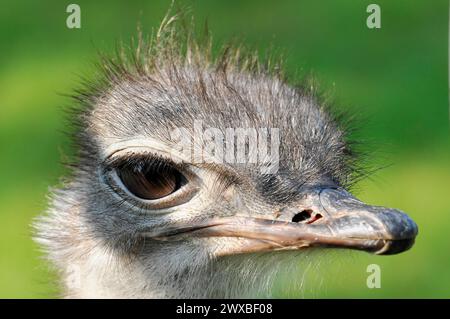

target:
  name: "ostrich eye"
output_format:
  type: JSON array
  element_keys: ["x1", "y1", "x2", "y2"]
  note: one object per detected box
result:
[
  {"x1": 117, "y1": 162, "x2": 187, "y2": 200},
  {"x1": 104, "y1": 153, "x2": 198, "y2": 209}
]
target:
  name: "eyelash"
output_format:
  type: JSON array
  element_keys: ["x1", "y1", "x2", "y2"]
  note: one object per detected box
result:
[{"x1": 105, "y1": 154, "x2": 186, "y2": 173}]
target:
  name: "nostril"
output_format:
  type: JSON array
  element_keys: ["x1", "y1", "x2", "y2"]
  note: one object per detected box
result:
[
  {"x1": 292, "y1": 209, "x2": 322, "y2": 224},
  {"x1": 292, "y1": 210, "x2": 313, "y2": 223}
]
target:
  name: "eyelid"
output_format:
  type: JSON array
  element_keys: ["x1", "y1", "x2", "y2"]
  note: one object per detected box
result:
[{"x1": 102, "y1": 139, "x2": 189, "y2": 164}]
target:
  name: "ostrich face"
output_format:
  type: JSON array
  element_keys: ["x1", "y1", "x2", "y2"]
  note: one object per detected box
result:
[
  {"x1": 87, "y1": 69, "x2": 417, "y2": 253},
  {"x1": 36, "y1": 37, "x2": 418, "y2": 298}
]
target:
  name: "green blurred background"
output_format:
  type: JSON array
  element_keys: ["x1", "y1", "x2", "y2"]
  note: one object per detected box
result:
[{"x1": 0, "y1": 0, "x2": 449, "y2": 298}]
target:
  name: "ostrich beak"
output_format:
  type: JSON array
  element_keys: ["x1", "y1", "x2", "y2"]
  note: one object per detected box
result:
[{"x1": 148, "y1": 188, "x2": 418, "y2": 256}]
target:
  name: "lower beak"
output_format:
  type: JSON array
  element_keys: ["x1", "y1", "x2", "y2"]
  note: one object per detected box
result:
[{"x1": 147, "y1": 188, "x2": 418, "y2": 256}]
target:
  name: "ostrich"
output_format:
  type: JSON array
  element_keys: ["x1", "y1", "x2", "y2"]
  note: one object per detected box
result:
[{"x1": 34, "y1": 16, "x2": 418, "y2": 298}]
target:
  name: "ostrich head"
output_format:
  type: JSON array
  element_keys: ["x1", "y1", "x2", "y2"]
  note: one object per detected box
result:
[{"x1": 35, "y1": 17, "x2": 418, "y2": 298}]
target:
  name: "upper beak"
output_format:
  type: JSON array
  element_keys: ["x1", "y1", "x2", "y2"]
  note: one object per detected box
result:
[{"x1": 146, "y1": 187, "x2": 418, "y2": 256}]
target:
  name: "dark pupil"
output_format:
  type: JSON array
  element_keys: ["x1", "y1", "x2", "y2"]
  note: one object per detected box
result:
[{"x1": 118, "y1": 164, "x2": 183, "y2": 200}]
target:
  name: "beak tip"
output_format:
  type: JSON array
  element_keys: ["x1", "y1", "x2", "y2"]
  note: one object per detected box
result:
[
  {"x1": 374, "y1": 211, "x2": 418, "y2": 255},
  {"x1": 381, "y1": 210, "x2": 419, "y2": 240}
]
